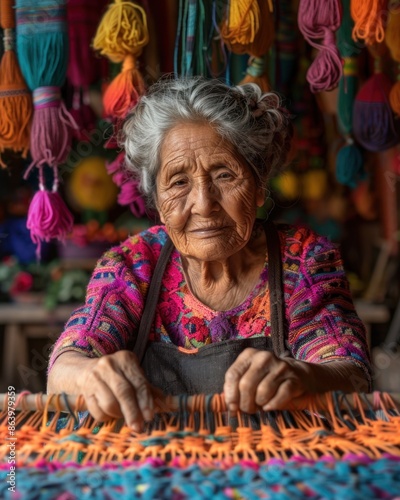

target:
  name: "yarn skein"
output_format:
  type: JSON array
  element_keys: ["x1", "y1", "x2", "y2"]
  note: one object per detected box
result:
[
  {"x1": 67, "y1": 0, "x2": 108, "y2": 140},
  {"x1": 353, "y1": 55, "x2": 400, "y2": 152},
  {"x1": 220, "y1": 0, "x2": 274, "y2": 90},
  {"x1": 16, "y1": 0, "x2": 78, "y2": 167},
  {"x1": 0, "y1": 0, "x2": 32, "y2": 166},
  {"x1": 106, "y1": 151, "x2": 146, "y2": 217},
  {"x1": 385, "y1": 3, "x2": 400, "y2": 115},
  {"x1": 93, "y1": 0, "x2": 149, "y2": 120},
  {"x1": 350, "y1": 0, "x2": 388, "y2": 45},
  {"x1": 298, "y1": 0, "x2": 343, "y2": 93},
  {"x1": 335, "y1": 0, "x2": 365, "y2": 188},
  {"x1": 16, "y1": 0, "x2": 75, "y2": 253},
  {"x1": 221, "y1": 0, "x2": 274, "y2": 57}
]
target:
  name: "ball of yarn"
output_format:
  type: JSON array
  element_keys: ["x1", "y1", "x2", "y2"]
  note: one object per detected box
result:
[
  {"x1": 336, "y1": 143, "x2": 366, "y2": 188},
  {"x1": 69, "y1": 156, "x2": 118, "y2": 212}
]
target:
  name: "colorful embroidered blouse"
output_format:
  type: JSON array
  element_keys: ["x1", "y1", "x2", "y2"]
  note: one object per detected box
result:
[{"x1": 48, "y1": 224, "x2": 372, "y2": 386}]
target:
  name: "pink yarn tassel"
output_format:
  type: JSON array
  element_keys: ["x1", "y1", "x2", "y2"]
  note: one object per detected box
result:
[
  {"x1": 30, "y1": 87, "x2": 78, "y2": 167},
  {"x1": 107, "y1": 152, "x2": 147, "y2": 217},
  {"x1": 27, "y1": 189, "x2": 73, "y2": 259},
  {"x1": 298, "y1": 0, "x2": 343, "y2": 92}
]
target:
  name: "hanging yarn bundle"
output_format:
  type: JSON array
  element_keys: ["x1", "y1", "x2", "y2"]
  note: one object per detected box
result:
[
  {"x1": 107, "y1": 152, "x2": 146, "y2": 217},
  {"x1": 335, "y1": 0, "x2": 365, "y2": 188},
  {"x1": 350, "y1": 0, "x2": 388, "y2": 45},
  {"x1": 385, "y1": 3, "x2": 400, "y2": 116},
  {"x1": 0, "y1": 0, "x2": 32, "y2": 166},
  {"x1": 174, "y1": 0, "x2": 212, "y2": 78},
  {"x1": 93, "y1": 0, "x2": 149, "y2": 120},
  {"x1": 274, "y1": 0, "x2": 299, "y2": 92},
  {"x1": 16, "y1": 0, "x2": 76, "y2": 255},
  {"x1": 353, "y1": 46, "x2": 400, "y2": 152},
  {"x1": 221, "y1": 0, "x2": 274, "y2": 56},
  {"x1": 298, "y1": 0, "x2": 343, "y2": 93},
  {"x1": 221, "y1": 0, "x2": 274, "y2": 91},
  {"x1": 67, "y1": 0, "x2": 108, "y2": 140}
]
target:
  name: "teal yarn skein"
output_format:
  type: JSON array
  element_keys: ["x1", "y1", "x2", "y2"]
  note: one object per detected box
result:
[
  {"x1": 335, "y1": 0, "x2": 365, "y2": 188},
  {"x1": 15, "y1": 0, "x2": 75, "y2": 255}
]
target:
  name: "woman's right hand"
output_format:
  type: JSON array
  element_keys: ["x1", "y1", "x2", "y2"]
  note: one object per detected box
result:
[{"x1": 78, "y1": 350, "x2": 160, "y2": 431}]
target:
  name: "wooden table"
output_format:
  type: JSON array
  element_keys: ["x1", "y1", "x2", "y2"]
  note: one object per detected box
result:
[{"x1": 0, "y1": 303, "x2": 76, "y2": 392}]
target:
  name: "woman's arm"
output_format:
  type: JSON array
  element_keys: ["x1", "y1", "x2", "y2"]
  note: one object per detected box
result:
[
  {"x1": 225, "y1": 226, "x2": 371, "y2": 413},
  {"x1": 47, "y1": 351, "x2": 97, "y2": 395},
  {"x1": 286, "y1": 226, "x2": 372, "y2": 388},
  {"x1": 47, "y1": 231, "x2": 166, "y2": 428}
]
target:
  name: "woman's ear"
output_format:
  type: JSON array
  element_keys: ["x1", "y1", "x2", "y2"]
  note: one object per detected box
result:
[
  {"x1": 155, "y1": 197, "x2": 165, "y2": 224},
  {"x1": 256, "y1": 187, "x2": 265, "y2": 207}
]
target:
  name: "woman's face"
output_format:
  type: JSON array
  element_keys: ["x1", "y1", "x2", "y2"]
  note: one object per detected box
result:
[{"x1": 156, "y1": 123, "x2": 265, "y2": 261}]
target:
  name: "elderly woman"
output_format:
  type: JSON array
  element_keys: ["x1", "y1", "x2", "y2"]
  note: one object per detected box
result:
[{"x1": 48, "y1": 77, "x2": 371, "y2": 431}]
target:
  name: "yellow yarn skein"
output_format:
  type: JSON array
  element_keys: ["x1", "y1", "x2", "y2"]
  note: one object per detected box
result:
[
  {"x1": 93, "y1": 0, "x2": 149, "y2": 63},
  {"x1": 221, "y1": 0, "x2": 274, "y2": 57}
]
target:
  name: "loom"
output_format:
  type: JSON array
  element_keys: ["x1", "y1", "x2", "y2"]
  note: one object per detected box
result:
[{"x1": 1, "y1": 391, "x2": 400, "y2": 498}]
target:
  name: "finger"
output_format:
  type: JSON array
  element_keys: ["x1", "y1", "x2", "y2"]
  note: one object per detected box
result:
[
  {"x1": 236, "y1": 354, "x2": 277, "y2": 413},
  {"x1": 262, "y1": 378, "x2": 305, "y2": 411},
  {"x1": 224, "y1": 349, "x2": 256, "y2": 411},
  {"x1": 84, "y1": 378, "x2": 123, "y2": 422},
  {"x1": 121, "y1": 360, "x2": 155, "y2": 423},
  {"x1": 106, "y1": 371, "x2": 146, "y2": 431},
  {"x1": 254, "y1": 361, "x2": 291, "y2": 407}
]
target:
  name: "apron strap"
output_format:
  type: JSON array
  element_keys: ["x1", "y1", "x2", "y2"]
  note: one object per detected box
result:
[
  {"x1": 135, "y1": 221, "x2": 287, "y2": 364},
  {"x1": 264, "y1": 221, "x2": 287, "y2": 358},
  {"x1": 135, "y1": 237, "x2": 174, "y2": 364}
]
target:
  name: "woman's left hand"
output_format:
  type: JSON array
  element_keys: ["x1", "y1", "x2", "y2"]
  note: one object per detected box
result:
[{"x1": 223, "y1": 348, "x2": 315, "y2": 413}]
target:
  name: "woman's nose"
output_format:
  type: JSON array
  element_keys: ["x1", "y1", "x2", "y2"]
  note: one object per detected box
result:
[{"x1": 190, "y1": 180, "x2": 219, "y2": 216}]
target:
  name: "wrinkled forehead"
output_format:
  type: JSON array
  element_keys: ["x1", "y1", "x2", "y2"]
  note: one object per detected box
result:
[{"x1": 160, "y1": 123, "x2": 242, "y2": 167}]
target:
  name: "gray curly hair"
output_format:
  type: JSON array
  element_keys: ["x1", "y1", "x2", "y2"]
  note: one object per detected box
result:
[{"x1": 121, "y1": 76, "x2": 293, "y2": 207}]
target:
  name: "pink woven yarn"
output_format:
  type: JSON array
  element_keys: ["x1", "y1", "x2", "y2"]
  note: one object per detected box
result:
[{"x1": 298, "y1": 0, "x2": 343, "y2": 92}]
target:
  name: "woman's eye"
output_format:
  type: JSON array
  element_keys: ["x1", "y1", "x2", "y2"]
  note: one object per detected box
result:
[
  {"x1": 217, "y1": 171, "x2": 233, "y2": 180},
  {"x1": 172, "y1": 179, "x2": 187, "y2": 186}
]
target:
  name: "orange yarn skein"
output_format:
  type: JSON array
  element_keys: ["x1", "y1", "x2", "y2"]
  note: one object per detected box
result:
[
  {"x1": 93, "y1": 0, "x2": 149, "y2": 120},
  {"x1": 350, "y1": 0, "x2": 388, "y2": 45},
  {"x1": 0, "y1": 0, "x2": 32, "y2": 167},
  {"x1": 386, "y1": 4, "x2": 400, "y2": 115}
]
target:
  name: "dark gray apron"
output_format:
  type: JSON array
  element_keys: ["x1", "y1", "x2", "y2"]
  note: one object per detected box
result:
[{"x1": 134, "y1": 221, "x2": 288, "y2": 396}]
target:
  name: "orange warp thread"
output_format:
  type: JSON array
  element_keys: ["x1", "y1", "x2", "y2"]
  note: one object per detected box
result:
[{"x1": 1, "y1": 391, "x2": 400, "y2": 466}]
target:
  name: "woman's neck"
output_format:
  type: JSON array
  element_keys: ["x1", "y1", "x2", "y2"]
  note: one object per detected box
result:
[{"x1": 181, "y1": 224, "x2": 267, "y2": 311}]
